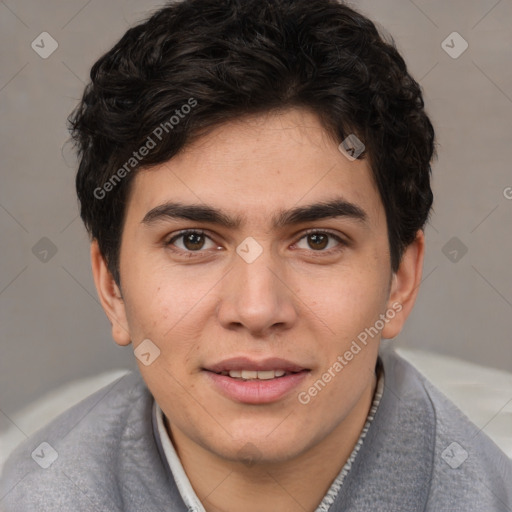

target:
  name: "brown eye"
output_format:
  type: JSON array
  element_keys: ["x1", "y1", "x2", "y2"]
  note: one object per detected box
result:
[
  {"x1": 183, "y1": 232, "x2": 205, "y2": 250},
  {"x1": 307, "y1": 233, "x2": 328, "y2": 250},
  {"x1": 295, "y1": 230, "x2": 345, "y2": 252},
  {"x1": 167, "y1": 230, "x2": 217, "y2": 252}
]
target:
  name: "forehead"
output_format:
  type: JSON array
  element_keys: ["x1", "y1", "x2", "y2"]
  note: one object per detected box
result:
[{"x1": 126, "y1": 108, "x2": 385, "y2": 229}]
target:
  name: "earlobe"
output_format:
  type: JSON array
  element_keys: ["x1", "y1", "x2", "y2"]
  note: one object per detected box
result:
[
  {"x1": 90, "y1": 240, "x2": 132, "y2": 346},
  {"x1": 381, "y1": 230, "x2": 425, "y2": 340}
]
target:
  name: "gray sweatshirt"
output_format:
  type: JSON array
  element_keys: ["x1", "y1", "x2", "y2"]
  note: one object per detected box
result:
[{"x1": 1, "y1": 348, "x2": 511, "y2": 511}]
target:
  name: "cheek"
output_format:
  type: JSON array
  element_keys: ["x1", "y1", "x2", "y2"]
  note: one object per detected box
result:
[
  {"x1": 305, "y1": 264, "x2": 389, "y2": 338},
  {"x1": 122, "y1": 256, "x2": 205, "y2": 335}
]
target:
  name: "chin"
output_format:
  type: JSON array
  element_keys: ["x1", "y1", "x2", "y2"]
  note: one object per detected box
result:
[{"x1": 213, "y1": 428, "x2": 313, "y2": 466}]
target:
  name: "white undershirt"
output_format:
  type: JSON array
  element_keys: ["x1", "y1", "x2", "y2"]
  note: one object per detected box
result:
[{"x1": 153, "y1": 367, "x2": 384, "y2": 512}]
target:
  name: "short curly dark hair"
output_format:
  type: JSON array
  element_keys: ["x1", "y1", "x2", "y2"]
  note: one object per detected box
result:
[{"x1": 69, "y1": 0, "x2": 435, "y2": 286}]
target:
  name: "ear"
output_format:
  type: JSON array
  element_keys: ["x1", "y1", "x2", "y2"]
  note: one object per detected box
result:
[
  {"x1": 381, "y1": 229, "x2": 425, "y2": 340},
  {"x1": 90, "y1": 240, "x2": 132, "y2": 346}
]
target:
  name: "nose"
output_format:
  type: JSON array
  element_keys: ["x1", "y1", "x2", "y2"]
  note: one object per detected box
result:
[{"x1": 216, "y1": 245, "x2": 298, "y2": 337}]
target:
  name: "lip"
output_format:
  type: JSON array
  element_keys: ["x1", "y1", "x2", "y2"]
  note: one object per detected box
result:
[{"x1": 203, "y1": 357, "x2": 310, "y2": 404}]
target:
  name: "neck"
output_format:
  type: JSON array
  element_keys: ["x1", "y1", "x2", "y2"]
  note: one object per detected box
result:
[{"x1": 167, "y1": 372, "x2": 377, "y2": 512}]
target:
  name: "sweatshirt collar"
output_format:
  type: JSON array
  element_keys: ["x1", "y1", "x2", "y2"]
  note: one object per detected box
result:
[{"x1": 327, "y1": 347, "x2": 435, "y2": 510}]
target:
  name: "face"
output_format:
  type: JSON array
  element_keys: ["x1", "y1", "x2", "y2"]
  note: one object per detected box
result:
[{"x1": 103, "y1": 108, "x2": 408, "y2": 464}]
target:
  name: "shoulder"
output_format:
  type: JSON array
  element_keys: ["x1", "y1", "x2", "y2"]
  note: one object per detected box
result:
[
  {"x1": 382, "y1": 348, "x2": 512, "y2": 511},
  {"x1": 0, "y1": 371, "x2": 155, "y2": 511}
]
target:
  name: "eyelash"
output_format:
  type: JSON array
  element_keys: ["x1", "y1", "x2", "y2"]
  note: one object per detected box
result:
[{"x1": 165, "y1": 229, "x2": 348, "y2": 257}]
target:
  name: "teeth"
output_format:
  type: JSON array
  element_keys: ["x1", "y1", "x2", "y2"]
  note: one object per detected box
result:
[
  {"x1": 226, "y1": 369, "x2": 289, "y2": 380},
  {"x1": 256, "y1": 371, "x2": 276, "y2": 380},
  {"x1": 241, "y1": 370, "x2": 258, "y2": 379}
]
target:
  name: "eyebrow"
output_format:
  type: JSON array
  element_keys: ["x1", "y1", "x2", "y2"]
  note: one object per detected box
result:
[{"x1": 141, "y1": 197, "x2": 368, "y2": 229}]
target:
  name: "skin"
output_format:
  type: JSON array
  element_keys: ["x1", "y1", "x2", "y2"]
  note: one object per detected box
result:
[{"x1": 91, "y1": 107, "x2": 424, "y2": 512}]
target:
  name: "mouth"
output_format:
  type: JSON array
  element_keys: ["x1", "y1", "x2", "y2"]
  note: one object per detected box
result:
[
  {"x1": 210, "y1": 368, "x2": 302, "y2": 380},
  {"x1": 202, "y1": 357, "x2": 311, "y2": 404}
]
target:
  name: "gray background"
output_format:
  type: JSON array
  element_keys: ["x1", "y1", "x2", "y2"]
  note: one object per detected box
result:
[{"x1": 1, "y1": 0, "x2": 511, "y2": 426}]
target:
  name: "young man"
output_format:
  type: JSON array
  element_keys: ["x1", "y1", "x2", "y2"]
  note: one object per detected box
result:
[{"x1": 1, "y1": 0, "x2": 511, "y2": 510}]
